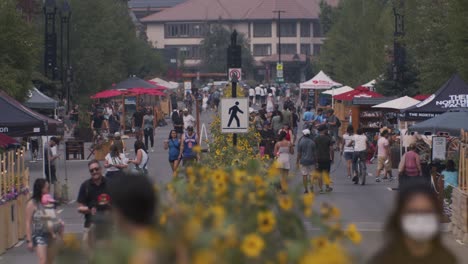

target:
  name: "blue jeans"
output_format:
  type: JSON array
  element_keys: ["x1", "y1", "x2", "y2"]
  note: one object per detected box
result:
[{"x1": 352, "y1": 151, "x2": 367, "y2": 176}]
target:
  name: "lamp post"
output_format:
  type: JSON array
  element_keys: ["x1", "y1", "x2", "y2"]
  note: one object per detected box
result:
[
  {"x1": 273, "y1": 10, "x2": 285, "y2": 84},
  {"x1": 43, "y1": 0, "x2": 57, "y2": 80},
  {"x1": 60, "y1": 0, "x2": 72, "y2": 114}
]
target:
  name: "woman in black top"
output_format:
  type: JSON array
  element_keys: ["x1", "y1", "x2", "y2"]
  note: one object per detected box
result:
[{"x1": 368, "y1": 181, "x2": 457, "y2": 264}]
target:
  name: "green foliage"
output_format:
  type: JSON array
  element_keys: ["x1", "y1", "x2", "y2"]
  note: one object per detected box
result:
[
  {"x1": 375, "y1": 59, "x2": 420, "y2": 97},
  {"x1": 68, "y1": 0, "x2": 164, "y2": 102},
  {"x1": 319, "y1": 0, "x2": 340, "y2": 35},
  {"x1": 0, "y1": 0, "x2": 39, "y2": 101},
  {"x1": 318, "y1": 0, "x2": 393, "y2": 87},
  {"x1": 448, "y1": 0, "x2": 468, "y2": 83},
  {"x1": 200, "y1": 24, "x2": 254, "y2": 74}
]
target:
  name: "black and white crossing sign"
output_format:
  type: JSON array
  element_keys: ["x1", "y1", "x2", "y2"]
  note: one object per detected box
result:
[
  {"x1": 228, "y1": 68, "x2": 242, "y2": 81},
  {"x1": 221, "y1": 98, "x2": 249, "y2": 133}
]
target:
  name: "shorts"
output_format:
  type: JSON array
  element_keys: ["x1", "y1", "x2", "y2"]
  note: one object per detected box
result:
[
  {"x1": 32, "y1": 233, "x2": 50, "y2": 247},
  {"x1": 377, "y1": 156, "x2": 391, "y2": 171},
  {"x1": 343, "y1": 152, "x2": 353, "y2": 161},
  {"x1": 316, "y1": 161, "x2": 331, "y2": 173},
  {"x1": 300, "y1": 165, "x2": 315, "y2": 176},
  {"x1": 255, "y1": 95, "x2": 260, "y2": 101}
]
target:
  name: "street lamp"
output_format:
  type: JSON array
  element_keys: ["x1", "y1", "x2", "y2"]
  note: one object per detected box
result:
[
  {"x1": 43, "y1": 0, "x2": 57, "y2": 80},
  {"x1": 60, "y1": 0, "x2": 72, "y2": 114}
]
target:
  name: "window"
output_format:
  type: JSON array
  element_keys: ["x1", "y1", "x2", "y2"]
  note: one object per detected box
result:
[
  {"x1": 313, "y1": 44, "x2": 322, "y2": 55},
  {"x1": 300, "y1": 44, "x2": 311, "y2": 55},
  {"x1": 300, "y1": 22, "x2": 311, "y2": 37},
  {"x1": 165, "y1": 45, "x2": 201, "y2": 59},
  {"x1": 312, "y1": 21, "x2": 322, "y2": 37},
  {"x1": 253, "y1": 44, "x2": 271, "y2": 56},
  {"x1": 277, "y1": 44, "x2": 297, "y2": 55},
  {"x1": 253, "y1": 22, "x2": 271, "y2": 37},
  {"x1": 165, "y1": 23, "x2": 206, "y2": 38},
  {"x1": 277, "y1": 22, "x2": 296, "y2": 37}
]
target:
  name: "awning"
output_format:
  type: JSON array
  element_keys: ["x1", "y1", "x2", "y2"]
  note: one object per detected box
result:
[
  {"x1": 408, "y1": 109, "x2": 468, "y2": 136},
  {"x1": 372, "y1": 96, "x2": 420, "y2": 110},
  {"x1": 24, "y1": 87, "x2": 58, "y2": 110},
  {"x1": 333, "y1": 86, "x2": 383, "y2": 101},
  {"x1": 300, "y1": 71, "x2": 342, "y2": 90},
  {"x1": 322, "y1": 86, "x2": 354, "y2": 96},
  {"x1": 91, "y1": 90, "x2": 127, "y2": 99},
  {"x1": 0, "y1": 133, "x2": 18, "y2": 148}
]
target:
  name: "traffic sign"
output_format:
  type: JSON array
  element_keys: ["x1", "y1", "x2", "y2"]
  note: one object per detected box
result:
[
  {"x1": 276, "y1": 62, "x2": 283, "y2": 71},
  {"x1": 277, "y1": 69, "x2": 283, "y2": 78},
  {"x1": 276, "y1": 77, "x2": 284, "y2": 83},
  {"x1": 184, "y1": 81, "x2": 192, "y2": 91},
  {"x1": 228, "y1": 68, "x2": 242, "y2": 81},
  {"x1": 220, "y1": 98, "x2": 249, "y2": 133}
]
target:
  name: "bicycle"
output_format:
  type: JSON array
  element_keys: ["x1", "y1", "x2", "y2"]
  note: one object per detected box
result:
[{"x1": 352, "y1": 151, "x2": 367, "y2": 185}]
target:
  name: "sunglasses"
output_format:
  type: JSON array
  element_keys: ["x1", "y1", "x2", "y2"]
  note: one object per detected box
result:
[{"x1": 89, "y1": 167, "x2": 100, "y2": 173}]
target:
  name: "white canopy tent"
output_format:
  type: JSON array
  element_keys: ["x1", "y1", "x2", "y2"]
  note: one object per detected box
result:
[
  {"x1": 372, "y1": 96, "x2": 420, "y2": 110},
  {"x1": 361, "y1": 79, "x2": 377, "y2": 91},
  {"x1": 300, "y1": 71, "x2": 342, "y2": 89},
  {"x1": 149, "y1": 77, "x2": 179, "y2": 89},
  {"x1": 322, "y1": 86, "x2": 354, "y2": 96}
]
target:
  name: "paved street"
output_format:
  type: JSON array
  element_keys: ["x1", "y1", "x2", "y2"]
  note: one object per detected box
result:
[{"x1": 1, "y1": 111, "x2": 467, "y2": 264}]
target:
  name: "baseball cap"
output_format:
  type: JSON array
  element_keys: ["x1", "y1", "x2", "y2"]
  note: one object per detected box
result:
[
  {"x1": 183, "y1": 108, "x2": 188, "y2": 112},
  {"x1": 302, "y1": 129, "x2": 311, "y2": 135}
]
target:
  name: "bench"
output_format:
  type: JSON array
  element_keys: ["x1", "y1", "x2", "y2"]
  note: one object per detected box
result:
[{"x1": 65, "y1": 140, "x2": 85, "y2": 160}]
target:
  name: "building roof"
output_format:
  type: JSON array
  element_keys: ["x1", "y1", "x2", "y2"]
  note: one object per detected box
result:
[
  {"x1": 128, "y1": 0, "x2": 187, "y2": 9},
  {"x1": 141, "y1": 0, "x2": 339, "y2": 22}
]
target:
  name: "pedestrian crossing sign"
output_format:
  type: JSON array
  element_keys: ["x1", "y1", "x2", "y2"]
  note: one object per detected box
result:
[{"x1": 220, "y1": 98, "x2": 249, "y2": 133}]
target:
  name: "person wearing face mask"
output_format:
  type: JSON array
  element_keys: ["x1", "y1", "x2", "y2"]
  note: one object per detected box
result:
[{"x1": 368, "y1": 180, "x2": 457, "y2": 264}]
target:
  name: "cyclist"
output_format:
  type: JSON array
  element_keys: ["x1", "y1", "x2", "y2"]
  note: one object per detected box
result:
[{"x1": 351, "y1": 128, "x2": 369, "y2": 185}]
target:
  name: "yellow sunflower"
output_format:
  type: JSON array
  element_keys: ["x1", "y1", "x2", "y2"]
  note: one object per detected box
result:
[
  {"x1": 302, "y1": 193, "x2": 315, "y2": 207},
  {"x1": 278, "y1": 195, "x2": 293, "y2": 211},
  {"x1": 257, "y1": 211, "x2": 276, "y2": 234},
  {"x1": 193, "y1": 250, "x2": 217, "y2": 264},
  {"x1": 300, "y1": 242, "x2": 350, "y2": 264},
  {"x1": 241, "y1": 233, "x2": 265, "y2": 258},
  {"x1": 345, "y1": 223, "x2": 362, "y2": 244}
]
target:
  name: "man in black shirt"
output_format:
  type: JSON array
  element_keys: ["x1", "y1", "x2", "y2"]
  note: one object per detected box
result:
[
  {"x1": 77, "y1": 160, "x2": 109, "y2": 247},
  {"x1": 132, "y1": 106, "x2": 145, "y2": 138},
  {"x1": 91, "y1": 112, "x2": 108, "y2": 135},
  {"x1": 314, "y1": 125, "x2": 334, "y2": 193}
]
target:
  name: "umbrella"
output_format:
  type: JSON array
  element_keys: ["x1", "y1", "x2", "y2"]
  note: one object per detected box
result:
[
  {"x1": 113, "y1": 76, "x2": 166, "y2": 90},
  {"x1": 333, "y1": 86, "x2": 383, "y2": 101},
  {"x1": 127, "y1": 88, "x2": 165, "y2": 96},
  {"x1": 408, "y1": 109, "x2": 468, "y2": 136},
  {"x1": 372, "y1": 96, "x2": 420, "y2": 110},
  {"x1": 90, "y1": 90, "x2": 126, "y2": 99},
  {"x1": 0, "y1": 133, "x2": 18, "y2": 148}
]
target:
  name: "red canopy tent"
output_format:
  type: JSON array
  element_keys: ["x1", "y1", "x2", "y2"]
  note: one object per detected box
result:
[
  {"x1": 413, "y1": 94, "x2": 431, "y2": 101},
  {"x1": 0, "y1": 133, "x2": 18, "y2": 148},
  {"x1": 90, "y1": 89, "x2": 127, "y2": 99},
  {"x1": 333, "y1": 86, "x2": 383, "y2": 101},
  {"x1": 127, "y1": 88, "x2": 165, "y2": 96}
]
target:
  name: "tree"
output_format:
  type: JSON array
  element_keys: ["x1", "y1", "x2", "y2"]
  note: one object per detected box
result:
[
  {"x1": 319, "y1": 0, "x2": 340, "y2": 35},
  {"x1": 0, "y1": 0, "x2": 39, "y2": 101},
  {"x1": 318, "y1": 0, "x2": 393, "y2": 87},
  {"x1": 67, "y1": 0, "x2": 164, "y2": 102},
  {"x1": 448, "y1": 0, "x2": 468, "y2": 82},
  {"x1": 200, "y1": 24, "x2": 254, "y2": 75}
]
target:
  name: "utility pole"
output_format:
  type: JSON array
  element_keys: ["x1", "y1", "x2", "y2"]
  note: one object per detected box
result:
[
  {"x1": 393, "y1": 1, "x2": 405, "y2": 84},
  {"x1": 273, "y1": 10, "x2": 285, "y2": 84},
  {"x1": 227, "y1": 30, "x2": 242, "y2": 146}
]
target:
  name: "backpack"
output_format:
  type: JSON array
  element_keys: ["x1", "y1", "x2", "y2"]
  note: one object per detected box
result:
[{"x1": 336, "y1": 117, "x2": 341, "y2": 128}]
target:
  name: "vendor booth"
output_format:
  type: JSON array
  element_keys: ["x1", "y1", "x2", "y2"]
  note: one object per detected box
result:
[
  {"x1": 300, "y1": 71, "x2": 342, "y2": 109},
  {"x1": 401, "y1": 74, "x2": 468, "y2": 120}
]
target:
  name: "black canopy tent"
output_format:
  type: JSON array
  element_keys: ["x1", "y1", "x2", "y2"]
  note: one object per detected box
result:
[
  {"x1": 0, "y1": 90, "x2": 62, "y2": 137},
  {"x1": 401, "y1": 74, "x2": 468, "y2": 120},
  {"x1": 24, "y1": 87, "x2": 58, "y2": 110},
  {"x1": 408, "y1": 109, "x2": 468, "y2": 136}
]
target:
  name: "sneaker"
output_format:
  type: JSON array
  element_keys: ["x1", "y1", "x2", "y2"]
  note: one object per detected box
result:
[
  {"x1": 361, "y1": 182, "x2": 366, "y2": 185},
  {"x1": 304, "y1": 189, "x2": 309, "y2": 194},
  {"x1": 325, "y1": 187, "x2": 333, "y2": 192},
  {"x1": 375, "y1": 177, "x2": 381, "y2": 183},
  {"x1": 382, "y1": 176, "x2": 388, "y2": 180},
  {"x1": 388, "y1": 176, "x2": 394, "y2": 182},
  {"x1": 151, "y1": 148, "x2": 154, "y2": 153}
]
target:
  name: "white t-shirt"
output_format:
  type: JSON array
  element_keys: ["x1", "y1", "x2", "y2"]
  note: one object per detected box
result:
[
  {"x1": 105, "y1": 153, "x2": 128, "y2": 172},
  {"x1": 271, "y1": 87, "x2": 276, "y2": 95},
  {"x1": 255, "y1": 86, "x2": 262, "y2": 95},
  {"x1": 353, "y1": 134, "x2": 368, "y2": 152},
  {"x1": 249, "y1": 88, "x2": 255, "y2": 97},
  {"x1": 377, "y1": 137, "x2": 389, "y2": 157},
  {"x1": 342, "y1": 133, "x2": 354, "y2": 152},
  {"x1": 183, "y1": 114, "x2": 196, "y2": 129},
  {"x1": 260, "y1": 88, "x2": 265, "y2": 96}
]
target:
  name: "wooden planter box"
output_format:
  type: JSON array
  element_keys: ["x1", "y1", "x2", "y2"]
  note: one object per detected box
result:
[
  {"x1": 5, "y1": 200, "x2": 19, "y2": 248},
  {"x1": 0, "y1": 203, "x2": 7, "y2": 254},
  {"x1": 16, "y1": 194, "x2": 28, "y2": 239},
  {"x1": 451, "y1": 188, "x2": 468, "y2": 242}
]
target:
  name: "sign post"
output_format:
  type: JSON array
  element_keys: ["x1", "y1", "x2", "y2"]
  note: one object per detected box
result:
[
  {"x1": 276, "y1": 62, "x2": 284, "y2": 83},
  {"x1": 432, "y1": 136, "x2": 447, "y2": 161},
  {"x1": 227, "y1": 30, "x2": 242, "y2": 146},
  {"x1": 220, "y1": 98, "x2": 249, "y2": 133}
]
